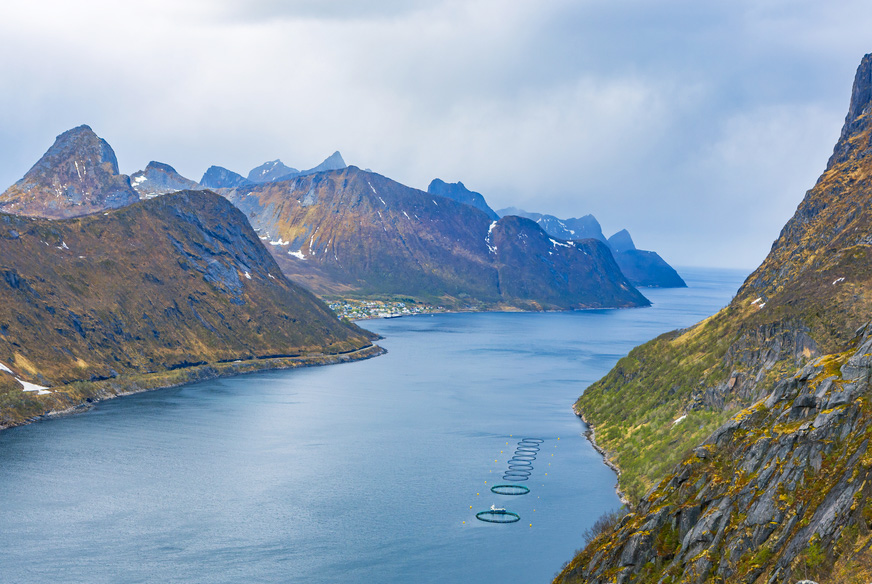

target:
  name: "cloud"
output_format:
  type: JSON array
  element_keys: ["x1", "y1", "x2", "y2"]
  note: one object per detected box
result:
[{"x1": 0, "y1": 0, "x2": 870, "y2": 268}]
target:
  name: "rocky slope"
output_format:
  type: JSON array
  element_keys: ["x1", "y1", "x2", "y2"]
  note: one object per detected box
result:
[
  {"x1": 219, "y1": 167, "x2": 649, "y2": 309},
  {"x1": 573, "y1": 53, "x2": 872, "y2": 504},
  {"x1": 427, "y1": 179, "x2": 499, "y2": 220},
  {"x1": 555, "y1": 327, "x2": 872, "y2": 584},
  {"x1": 0, "y1": 190, "x2": 379, "y2": 430},
  {"x1": 0, "y1": 125, "x2": 139, "y2": 219},
  {"x1": 130, "y1": 161, "x2": 203, "y2": 198}
]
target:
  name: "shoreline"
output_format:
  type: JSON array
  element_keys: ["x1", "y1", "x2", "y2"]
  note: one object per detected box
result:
[
  {"x1": 574, "y1": 404, "x2": 632, "y2": 508},
  {"x1": 0, "y1": 344, "x2": 385, "y2": 433}
]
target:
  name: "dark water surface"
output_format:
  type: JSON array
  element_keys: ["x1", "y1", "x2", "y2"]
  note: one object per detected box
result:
[{"x1": 0, "y1": 268, "x2": 747, "y2": 583}]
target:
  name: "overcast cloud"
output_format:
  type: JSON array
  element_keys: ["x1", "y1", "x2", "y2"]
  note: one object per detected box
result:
[{"x1": 1, "y1": 0, "x2": 871, "y2": 268}]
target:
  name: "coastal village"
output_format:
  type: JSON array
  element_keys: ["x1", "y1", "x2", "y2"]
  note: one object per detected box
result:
[{"x1": 327, "y1": 299, "x2": 443, "y2": 320}]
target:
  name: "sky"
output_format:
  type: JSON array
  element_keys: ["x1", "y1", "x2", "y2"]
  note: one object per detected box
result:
[{"x1": 1, "y1": 1, "x2": 872, "y2": 269}]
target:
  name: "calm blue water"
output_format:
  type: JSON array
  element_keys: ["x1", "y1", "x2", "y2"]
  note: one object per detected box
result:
[{"x1": 0, "y1": 267, "x2": 747, "y2": 583}]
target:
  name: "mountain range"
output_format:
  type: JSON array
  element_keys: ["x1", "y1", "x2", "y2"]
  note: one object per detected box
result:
[
  {"x1": 499, "y1": 208, "x2": 686, "y2": 288},
  {"x1": 0, "y1": 124, "x2": 667, "y2": 310},
  {"x1": 554, "y1": 52, "x2": 872, "y2": 583},
  {"x1": 219, "y1": 167, "x2": 649, "y2": 309},
  {"x1": 0, "y1": 128, "x2": 379, "y2": 430}
]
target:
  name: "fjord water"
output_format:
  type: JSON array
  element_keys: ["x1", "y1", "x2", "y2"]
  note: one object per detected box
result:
[{"x1": 0, "y1": 268, "x2": 746, "y2": 583}]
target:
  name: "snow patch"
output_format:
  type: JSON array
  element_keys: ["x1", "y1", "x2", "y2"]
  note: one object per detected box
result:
[
  {"x1": 486, "y1": 221, "x2": 498, "y2": 254},
  {"x1": 402, "y1": 211, "x2": 410, "y2": 219},
  {"x1": 244, "y1": 271, "x2": 251, "y2": 280},
  {"x1": 16, "y1": 377, "x2": 51, "y2": 395},
  {"x1": 133, "y1": 175, "x2": 148, "y2": 184},
  {"x1": 368, "y1": 181, "x2": 377, "y2": 194},
  {"x1": 833, "y1": 277, "x2": 845, "y2": 285},
  {"x1": 289, "y1": 250, "x2": 306, "y2": 260},
  {"x1": 671, "y1": 414, "x2": 687, "y2": 427},
  {"x1": 751, "y1": 297, "x2": 763, "y2": 305},
  {"x1": 269, "y1": 238, "x2": 289, "y2": 246},
  {"x1": 0, "y1": 362, "x2": 12, "y2": 374},
  {"x1": 378, "y1": 196, "x2": 386, "y2": 206},
  {"x1": 549, "y1": 238, "x2": 572, "y2": 248}
]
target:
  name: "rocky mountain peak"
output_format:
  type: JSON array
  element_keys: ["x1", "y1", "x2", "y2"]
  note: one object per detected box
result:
[
  {"x1": 607, "y1": 228, "x2": 636, "y2": 253},
  {"x1": 300, "y1": 151, "x2": 346, "y2": 176},
  {"x1": 846, "y1": 53, "x2": 872, "y2": 128},
  {"x1": 0, "y1": 125, "x2": 138, "y2": 219},
  {"x1": 199, "y1": 166, "x2": 252, "y2": 189},
  {"x1": 144, "y1": 161, "x2": 177, "y2": 174},
  {"x1": 131, "y1": 161, "x2": 201, "y2": 199},
  {"x1": 247, "y1": 159, "x2": 299, "y2": 183},
  {"x1": 830, "y1": 53, "x2": 872, "y2": 166},
  {"x1": 427, "y1": 178, "x2": 499, "y2": 221}
]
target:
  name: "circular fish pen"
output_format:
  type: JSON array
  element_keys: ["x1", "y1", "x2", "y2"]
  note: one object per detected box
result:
[
  {"x1": 490, "y1": 484, "x2": 530, "y2": 496},
  {"x1": 502, "y1": 437, "x2": 545, "y2": 482},
  {"x1": 476, "y1": 508, "x2": 521, "y2": 523}
]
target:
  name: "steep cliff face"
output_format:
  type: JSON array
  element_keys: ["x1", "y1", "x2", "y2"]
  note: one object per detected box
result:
[
  {"x1": 220, "y1": 167, "x2": 649, "y2": 309},
  {"x1": 555, "y1": 327, "x2": 872, "y2": 584},
  {"x1": 0, "y1": 190, "x2": 377, "y2": 429},
  {"x1": 0, "y1": 125, "x2": 139, "y2": 219},
  {"x1": 575, "y1": 53, "x2": 872, "y2": 502}
]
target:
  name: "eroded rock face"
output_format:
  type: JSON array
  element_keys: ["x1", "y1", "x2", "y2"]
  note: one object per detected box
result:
[
  {"x1": 0, "y1": 125, "x2": 139, "y2": 219},
  {"x1": 556, "y1": 327, "x2": 872, "y2": 584}
]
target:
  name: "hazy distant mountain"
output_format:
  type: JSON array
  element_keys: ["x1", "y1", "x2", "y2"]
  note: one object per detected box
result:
[
  {"x1": 606, "y1": 228, "x2": 635, "y2": 253},
  {"x1": 219, "y1": 167, "x2": 649, "y2": 310},
  {"x1": 296, "y1": 151, "x2": 346, "y2": 177},
  {"x1": 603, "y1": 229, "x2": 685, "y2": 287},
  {"x1": 427, "y1": 179, "x2": 499, "y2": 221},
  {"x1": 0, "y1": 125, "x2": 139, "y2": 219},
  {"x1": 200, "y1": 166, "x2": 252, "y2": 189},
  {"x1": 496, "y1": 207, "x2": 684, "y2": 288},
  {"x1": 247, "y1": 160, "x2": 299, "y2": 183},
  {"x1": 497, "y1": 207, "x2": 606, "y2": 242},
  {"x1": 130, "y1": 161, "x2": 203, "y2": 198}
]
